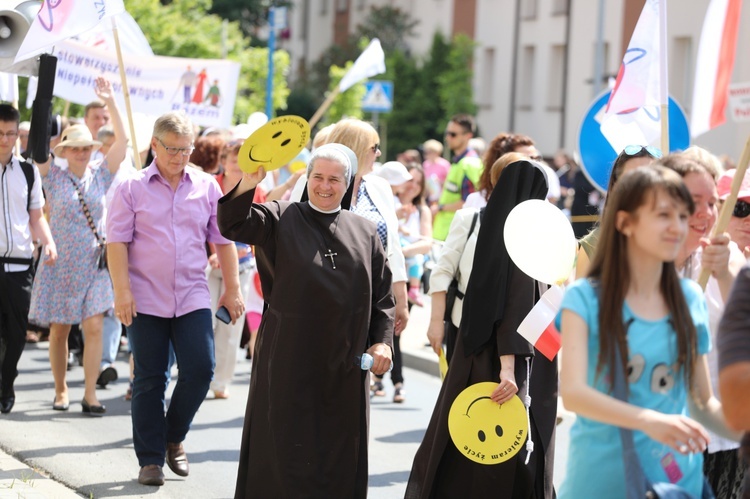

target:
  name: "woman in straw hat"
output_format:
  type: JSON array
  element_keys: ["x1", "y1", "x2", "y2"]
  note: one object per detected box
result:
[{"x1": 29, "y1": 76, "x2": 128, "y2": 416}]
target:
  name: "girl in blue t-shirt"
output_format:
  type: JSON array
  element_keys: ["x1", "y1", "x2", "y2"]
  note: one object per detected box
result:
[{"x1": 559, "y1": 165, "x2": 729, "y2": 498}]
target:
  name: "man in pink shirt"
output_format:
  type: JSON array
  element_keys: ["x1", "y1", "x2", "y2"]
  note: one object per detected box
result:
[{"x1": 107, "y1": 112, "x2": 244, "y2": 487}]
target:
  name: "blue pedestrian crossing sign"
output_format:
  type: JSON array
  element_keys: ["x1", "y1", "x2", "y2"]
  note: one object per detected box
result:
[{"x1": 362, "y1": 81, "x2": 393, "y2": 113}]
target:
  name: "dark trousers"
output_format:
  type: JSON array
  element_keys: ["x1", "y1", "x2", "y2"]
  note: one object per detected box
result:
[
  {"x1": 128, "y1": 309, "x2": 214, "y2": 466},
  {"x1": 0, "y1": 267, "x2": 33, "y2": 391}
]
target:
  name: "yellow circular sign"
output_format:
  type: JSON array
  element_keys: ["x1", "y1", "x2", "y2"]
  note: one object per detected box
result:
[
  {"x1": 238, "y1": 115, "x2": 310, "y2": 174},
  {"x1": 448, "y1": 382, "x2": 528, "y2": 465}
]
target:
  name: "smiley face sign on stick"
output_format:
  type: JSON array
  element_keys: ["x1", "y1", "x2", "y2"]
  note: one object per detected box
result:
[
  {"x1": 238, "y1": 115, "x2": 310, "y2": 174},
  {"x1": 448, "y1": 382, "x2": 528, "y2": 465}
]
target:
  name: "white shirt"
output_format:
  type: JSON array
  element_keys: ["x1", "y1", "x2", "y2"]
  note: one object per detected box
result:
[
  {"x1": 0, "y1": 156, "x2": 44, "y2": 272},
  {"x1": 429, "y1": 208, "x2": 481, "y2": 327}
]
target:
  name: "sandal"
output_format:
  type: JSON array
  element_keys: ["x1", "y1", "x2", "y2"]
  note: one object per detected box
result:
[
  {"x1": 393, "y1": 384, "x2": 405, "y2": 403},
  {"x1": 371, "y1": 380, "x2": 386, "y2": 397}
]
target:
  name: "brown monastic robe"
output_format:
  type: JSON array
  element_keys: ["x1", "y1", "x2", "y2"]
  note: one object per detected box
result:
[{"x1": 218, "y1": 187, "x2": 395, "y2": 499}]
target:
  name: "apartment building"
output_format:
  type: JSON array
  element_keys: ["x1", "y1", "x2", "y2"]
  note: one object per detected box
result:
[{"x1": 279, "y1": 0, "x2": 750, "y2": 161}]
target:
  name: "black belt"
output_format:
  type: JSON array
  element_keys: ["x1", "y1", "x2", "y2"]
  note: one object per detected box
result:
[{"x1": 0, "y1": 256, "x2": 34, "y2": 265}]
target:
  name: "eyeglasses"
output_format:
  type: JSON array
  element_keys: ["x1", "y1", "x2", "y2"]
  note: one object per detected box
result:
[
  {"x1": 622, "y1": 144, "x2": 663, "y2": 159},
  {"x1": 733, "y1": 199, "x2": 750, "y2": 218},
  {"x1": 0, "y1": 131, "x2": 18, "y2": 139},
  {"x1": 371, "y1": 144, "x2": 380, "y2": 153},
  {"x1": 157, "y1": 137, "x2": 195, "y2": 156}
]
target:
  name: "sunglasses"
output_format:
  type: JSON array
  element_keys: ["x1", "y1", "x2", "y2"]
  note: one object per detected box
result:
[
  {"x1": 622, "y1": 144, "x2": 663, "y2": 159},
  {"x1": 371, "y1": 143, "x2": 380, "y2": 153},
  {"x1": 733, "y1": 199, "x2": 750, "y2": 218}
]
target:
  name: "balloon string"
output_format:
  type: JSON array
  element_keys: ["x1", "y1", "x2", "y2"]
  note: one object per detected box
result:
[{"x1": 524, "y1": 357, "x2": 534, "y2": 464}]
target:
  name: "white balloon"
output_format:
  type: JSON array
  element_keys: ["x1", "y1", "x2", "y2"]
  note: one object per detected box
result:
[
  {"x1": 246, "y1": 111, "x2": 269, "y2": 129},
  {"x1": 504, "y1": 200, "x2": 577, "y2": 285}
]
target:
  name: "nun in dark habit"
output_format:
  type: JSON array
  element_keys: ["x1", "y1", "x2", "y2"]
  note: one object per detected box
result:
[
  {"x1": 405, "y1": 160, "x2": 558, "y2": 499},
  {"x1": 217, "y1": 143, "x2": 395, "y2": 498}
]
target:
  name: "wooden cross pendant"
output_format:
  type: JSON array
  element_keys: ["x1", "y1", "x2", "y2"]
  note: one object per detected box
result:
[{"x1": 324, "y1": 249, "x2": 338, "y2": 269}]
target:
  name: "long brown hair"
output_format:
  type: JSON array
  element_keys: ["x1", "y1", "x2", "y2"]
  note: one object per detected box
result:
[{"x1": 588, "y1": 166, "x2": 698, "y2": 395}]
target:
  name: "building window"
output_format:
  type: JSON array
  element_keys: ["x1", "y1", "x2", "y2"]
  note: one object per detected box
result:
[
  {"x1": 521, "y1": 0, "x2": 537, "y2": 19},
  {"x1": 591, "y1": 41, "x2": 610, "y2": 92},
  {"x1": 337, "y1": 0, "x2": 348, "y2": 12},
  {"x1": 321, "y1": 0, "x2": 329, "y2": 15},
  {"x1": 480, "y1": 47, "x2": 495, "y2": 108},
  {"x1": 357, "y1": 0, "x2": 366, "y2": 10},
  {"x1": 552, "y1": 0, "x2": 569, "y2": 15},
  {"x1": 672, "y1": 37, "x2": 693, "y2": 111},
  {"x1": 518, "y1": 45, "x2": 535, "y2": 109},
  {"x1": 547, "y1": 44, "x2": 565, "y2": 110}
]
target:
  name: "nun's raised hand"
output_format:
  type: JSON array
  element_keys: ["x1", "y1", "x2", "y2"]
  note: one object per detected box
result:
[{"x1": 230, "y1": 167, "x2": 266, "y2": 199}]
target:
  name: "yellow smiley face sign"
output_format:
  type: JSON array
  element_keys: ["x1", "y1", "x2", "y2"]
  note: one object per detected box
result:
[
  {"x1": 448, "y1": 382, "x2": 528, "y2": 465},
  {"x1": 238, "y1": 115, "x2": 310, "y2": 174}
]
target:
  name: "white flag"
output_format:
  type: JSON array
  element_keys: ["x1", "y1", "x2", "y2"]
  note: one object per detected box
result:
[
  {"x1": 338, "y1": 39, "x2": 386, "y2": 93},
  {"x1": 600, "y1": 0, "x2": 665, "y2": 151},
  {"x1": 15, "y1": 0, "x2": 126, "y2": 63},
  {"x1": 0, "y1": 73, "x2": 18, "y2": 102},
  {"x1": 76, "y1": 11, "x2": 153, "y2": 56},
  {"x1": 690, "y1": 0, "x2": 742, "y2": 137}
]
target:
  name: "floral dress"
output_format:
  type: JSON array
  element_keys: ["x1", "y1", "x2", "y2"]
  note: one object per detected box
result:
[{"x1": 29, "y1": 162, "x2": 114, "y2": 326}]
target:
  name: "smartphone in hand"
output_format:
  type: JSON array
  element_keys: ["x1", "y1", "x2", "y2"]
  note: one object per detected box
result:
[{"x1": 215, "y1": 306, "x2": 231, "y2": 324}]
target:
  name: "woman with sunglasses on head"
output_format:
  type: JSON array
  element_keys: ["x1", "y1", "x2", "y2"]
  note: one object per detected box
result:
[
  {"x1": 658, "y1": 151, "x2": 746, "y2": 498},
  {"x1": 717, "y1": 167, "x2": 750, "y2": 259},
  {"x1": 576, "y1": 144, "x2": 662, "y2": 278},
  {"x1": 29, "y1": 77, "x2": 128, "y2": 415}
]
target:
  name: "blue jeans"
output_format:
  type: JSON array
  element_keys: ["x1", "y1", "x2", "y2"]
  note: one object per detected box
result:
[
  {"x1": 128, "y1": 309, "x2": 214, "y2": 467},
  {"x1": 101, "y1": 314, "x2": 121, "y2": 369}
]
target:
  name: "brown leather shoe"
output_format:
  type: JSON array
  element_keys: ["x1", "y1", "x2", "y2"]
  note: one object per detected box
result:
[
  {"x1": 138, "y1": 465, "x2": 164, "y2": 486},
  {"x1": 166, "y1": 442, "x2": 189, "y2": 477}
]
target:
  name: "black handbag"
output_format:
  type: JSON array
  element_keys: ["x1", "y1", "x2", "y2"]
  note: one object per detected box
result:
[{"x1": 67, "y1": 175, "x2": 107, "y2": 271}]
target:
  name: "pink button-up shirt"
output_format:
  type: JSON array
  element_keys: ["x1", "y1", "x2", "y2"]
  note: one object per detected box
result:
[{"x1": 106, "y1": 162, "x2": 231, "y2": 318}]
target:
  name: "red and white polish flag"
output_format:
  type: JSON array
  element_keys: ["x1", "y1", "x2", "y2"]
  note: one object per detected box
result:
[
  {"x1": 517, "y1": 285, "x2": 563, "y2": 362},
  {"x1": 691, "y1": 0, "x2": 743, "y2": 137}
]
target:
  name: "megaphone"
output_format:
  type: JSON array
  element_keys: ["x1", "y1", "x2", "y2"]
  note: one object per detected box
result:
[{"x1": 0, "y1": 0, "x2": 42, "y2": 76}]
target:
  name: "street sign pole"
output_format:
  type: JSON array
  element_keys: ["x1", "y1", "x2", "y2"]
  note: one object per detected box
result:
[{"x1": 265, "y1": 7, "x2": 275, "y2": 119}]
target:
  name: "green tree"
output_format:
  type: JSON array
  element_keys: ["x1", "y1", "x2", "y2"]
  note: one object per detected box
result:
[
  {"x1": 35, "y1": 0, "x2": 289, "y2": 124},
  {"x1": 208, "y1": 0, "x2": 292, "y2": 41},
  {"x1": 437, "y1": 34, "x2": 477, "y2": 121},
  {"x1": 380, "y1": 32, "x2": 477, "y2": 159},
  {"x1": 127, "y1": 0, "x2": 290, "y2": 123},
  {"x1": 325, "y1": 63, "x2": 365, "y2": 125},
  {"x1": 354, "y1": 6, "x2": 419, "y2": 53}
]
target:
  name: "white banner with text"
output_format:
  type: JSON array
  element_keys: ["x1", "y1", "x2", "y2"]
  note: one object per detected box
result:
[{"x1": 53, "y1": 40, "x2": 240, "y2": 128}]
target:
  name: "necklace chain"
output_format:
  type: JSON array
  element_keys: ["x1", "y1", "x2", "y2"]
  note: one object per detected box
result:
[{"x1": 314, "y1": 211, "x2": 341, "y2": 269}]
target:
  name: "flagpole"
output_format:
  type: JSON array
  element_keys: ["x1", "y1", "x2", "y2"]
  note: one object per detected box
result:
[
  {"x1": 659, "y1": 0, "x2": 670, "y2": 153},
  {"x1": 308, "y1": 87, "x2": 340, "y2": 130},
  {"x1": 112, "y1": 17, "x2": 141, "y2": 170},
  {"x1": 697, "y1": 134, "x2": 750, "y2": 289}
]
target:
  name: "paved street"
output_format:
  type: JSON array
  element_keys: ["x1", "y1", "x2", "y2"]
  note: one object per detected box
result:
[{"x1": 0, "y1": 300, "x2": 571, "y2": 498}]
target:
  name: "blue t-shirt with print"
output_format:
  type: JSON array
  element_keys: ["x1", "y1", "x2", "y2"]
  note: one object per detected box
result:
[{"x1": 558, "y1": 278, "x2": 710, "y2": 499}]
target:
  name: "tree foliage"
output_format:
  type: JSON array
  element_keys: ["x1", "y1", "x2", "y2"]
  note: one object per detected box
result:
[
  {"x1": 325, "y1": 63, "x2": 365, "y2": 125},
  {"x1": 127, "y1": 0, "x2": 290, "y2": 123}
]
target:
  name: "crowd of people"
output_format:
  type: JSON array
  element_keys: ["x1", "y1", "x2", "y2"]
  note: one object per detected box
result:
[{"x1": 1, "y1": 98, "x2": 750, "y2": 499}]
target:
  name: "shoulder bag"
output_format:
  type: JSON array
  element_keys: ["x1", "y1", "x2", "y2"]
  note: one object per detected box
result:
[
  {"x1": 67, "y1": 175, "x2": 107, "y2": 270},
  {"x1": 443, "y1": 209, "x2": 480, "y2": 361}
]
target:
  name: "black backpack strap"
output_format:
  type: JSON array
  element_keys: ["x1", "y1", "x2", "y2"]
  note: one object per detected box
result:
[{"x1": 19, "y1": 160, "x2": 35, "y2": 212}]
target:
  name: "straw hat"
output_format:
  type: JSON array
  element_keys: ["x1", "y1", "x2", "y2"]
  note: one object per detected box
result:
[{"x1": 53, "y1": 124, "x2": 102, "y2": 156}]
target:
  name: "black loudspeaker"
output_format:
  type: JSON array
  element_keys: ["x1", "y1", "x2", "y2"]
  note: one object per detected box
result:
[{"x1": 28, "y1": 53, "x2": 57, "y2": 164}]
